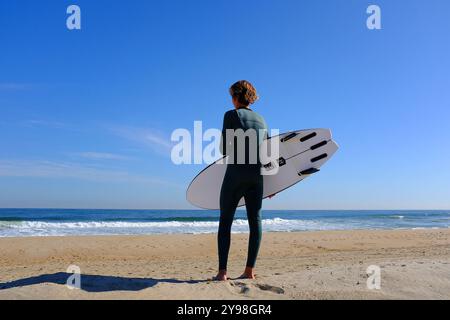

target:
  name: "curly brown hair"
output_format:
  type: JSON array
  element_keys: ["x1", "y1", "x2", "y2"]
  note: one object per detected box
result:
[{"x1": 229, "y1": 80, "x2": 259, "y2": 107}]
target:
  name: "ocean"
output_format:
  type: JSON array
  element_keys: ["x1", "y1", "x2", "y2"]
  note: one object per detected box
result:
[{"x1": 0, "y1": 209, "x2": 449, "y2": 237}]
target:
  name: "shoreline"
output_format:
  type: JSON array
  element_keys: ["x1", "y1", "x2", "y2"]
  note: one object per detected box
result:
[
  {"x1": 0, "y1": 226, "x2": 448, "y2": 239},
  {"x1": 2, "y1": 209, "x2": 449, "y2": 237},
  {"x1": 1, "y1": 229, "x2": 449, "y2": 299}
]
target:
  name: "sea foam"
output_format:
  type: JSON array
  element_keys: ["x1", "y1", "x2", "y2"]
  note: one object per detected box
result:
[{"x1": 0, "y1": 218, "x2": 342, "y2": 237}]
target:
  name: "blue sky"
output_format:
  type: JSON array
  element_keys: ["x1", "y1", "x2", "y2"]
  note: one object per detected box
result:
[{"x1": 0, "y1": 0, "x2": 449, "y2": 209}]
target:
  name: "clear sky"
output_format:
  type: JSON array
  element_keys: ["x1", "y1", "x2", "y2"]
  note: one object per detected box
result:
[{"x1": 0, "y1": 0, "x2": 449, "y2": 210}]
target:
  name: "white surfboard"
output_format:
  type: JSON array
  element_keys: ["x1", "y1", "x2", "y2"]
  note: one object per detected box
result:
[{"x1": 187, "y1": 129, "x2": 339, "y2": 210}]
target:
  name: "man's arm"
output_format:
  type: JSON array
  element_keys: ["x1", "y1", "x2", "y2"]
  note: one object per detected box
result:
[{"x1": 220, "y1": 111, "x2": 231, "y2": 156}]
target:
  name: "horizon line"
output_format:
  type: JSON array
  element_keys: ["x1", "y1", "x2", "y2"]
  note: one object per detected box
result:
[{"x1": 0, "y1": 207, "x2": 449, "y2": 211}]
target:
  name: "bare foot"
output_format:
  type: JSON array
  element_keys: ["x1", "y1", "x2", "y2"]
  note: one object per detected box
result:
[
  {"x1": 239, "y1": 267, "x2": 256, "y2": 280},
  {"x1": 213, "y1": 270, "x2": 228, "y2": 281}
]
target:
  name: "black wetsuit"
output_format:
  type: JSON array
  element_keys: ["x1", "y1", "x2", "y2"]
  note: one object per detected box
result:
[{"x1": 218, "y1": 108, "x2": 268, "y2": 270}]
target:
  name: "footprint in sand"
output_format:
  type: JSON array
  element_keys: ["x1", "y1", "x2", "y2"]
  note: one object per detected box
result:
[
  {"x1": 230, "y1": 281, "x2": 251, "y2": 294},
  {"x1": 255, "y1": 283, "x2": 285, "y2": 294},
  {"x1": 231, "y1": 281, "x2": 285, "y2": 295}
]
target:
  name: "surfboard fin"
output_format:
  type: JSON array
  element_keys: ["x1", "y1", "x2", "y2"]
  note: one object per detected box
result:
[
  {"x1": 311, "y1": 153, "x2": 328, "y2": 163},
  {"x1": 300, "y1": 132, "x2": 317, "y2": 142},
  {"x1": 280, "y1": 133, "x2": 298, "y2": 142},
  {"x1": 311, "y1": 140, "x2": 328, "y2": 150},
  {"x1": 298, "y1": 168, "x2": 320, "y2": 176}
]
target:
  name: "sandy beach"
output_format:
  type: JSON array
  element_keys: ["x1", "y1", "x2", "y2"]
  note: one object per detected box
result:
[{"x1": 0, "y1": 229, "x2": 449, "y2": 300}]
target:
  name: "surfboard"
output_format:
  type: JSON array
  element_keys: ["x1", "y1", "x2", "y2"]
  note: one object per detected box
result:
[{"x1": 186, "y1": 129, "x2": 339, "y2": 210}]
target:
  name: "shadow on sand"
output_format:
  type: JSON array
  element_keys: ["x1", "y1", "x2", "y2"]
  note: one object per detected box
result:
[{"x1": 0, "y1": 272, "x2": 208, "y2": 292}]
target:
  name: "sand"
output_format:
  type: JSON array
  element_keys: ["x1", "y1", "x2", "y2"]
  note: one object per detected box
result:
[{"x1": 0, "y1": 229, "x2": 449, "y2": 300}]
